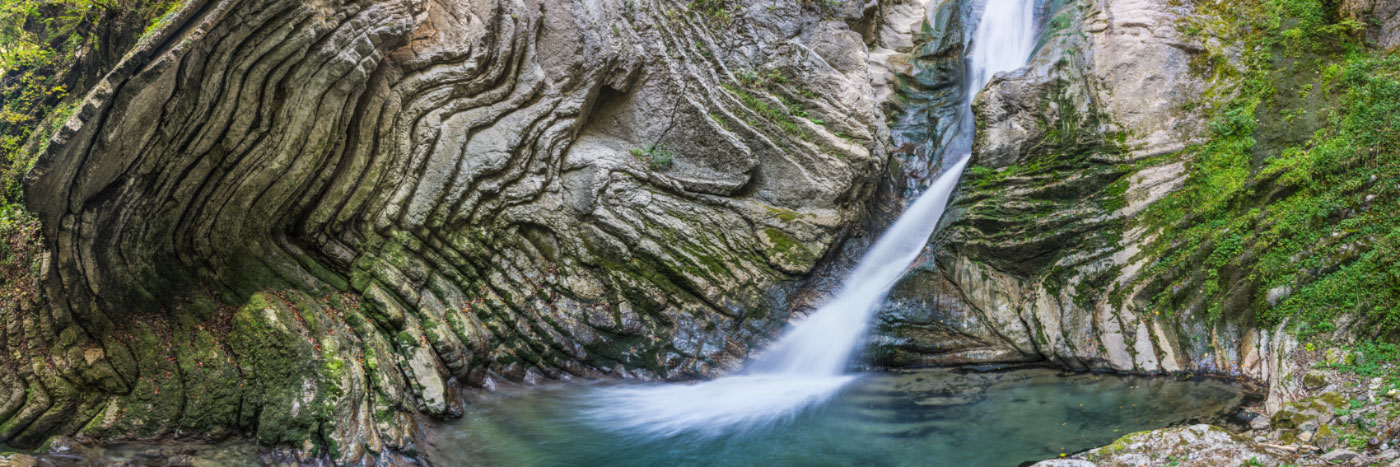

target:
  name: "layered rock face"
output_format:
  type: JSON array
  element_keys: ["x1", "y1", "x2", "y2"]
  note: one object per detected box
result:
[
  {"x1": 873, "y1": 0, "x2": 1294, "y2": 379},
  {"x1": 1343, "y1": 0, "x2": 1400, "y2": 51},
  {"x1": 880, "y1": 0, "x2": 976, "y2": 187},
  {"x1": 3, "y1": 0, "x2": 909, "y2": 460}
]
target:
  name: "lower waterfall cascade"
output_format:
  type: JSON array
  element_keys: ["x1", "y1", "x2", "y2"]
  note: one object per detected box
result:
[{"x1": 581, "y1": 0, "x2": 1042, "y2": 438}]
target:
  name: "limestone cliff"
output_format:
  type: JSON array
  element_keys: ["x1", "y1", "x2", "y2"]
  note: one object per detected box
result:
[
  {"x1": 870, "y1": 0, "x2": 1400, "y2": 462},
  {"x1": 1, "y1": 0, "x2": 917, "y2": 461},
  {"x1": 7, "y1": 0, "x2": 1398, "y2": 462},
  {"x1": 874, "y1": 0, "x2": 1400, "y2": 404},
  {"x1": 874, "y1": 0, "x2": 1257, "y2": 374}
]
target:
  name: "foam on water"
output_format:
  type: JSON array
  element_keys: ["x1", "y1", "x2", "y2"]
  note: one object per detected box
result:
[
  {"x1": 745, "y1": 156, "x2": 969, "y2": 378},
  {"x1": 585, "y1": 159, "x2": 968, "y2": 438},
  {"x1": 586, "y1": 157, "x2": 964, "y2": 437},
  {"x1": 585, "y1": 375, "x2": 856, "y2": 438},
  {"x1": 584, "y1": 0, "x2": 1040, "y2": 438},
  {"x1": 444, "y1": 369, "x2": 1246, "y2": 467}
]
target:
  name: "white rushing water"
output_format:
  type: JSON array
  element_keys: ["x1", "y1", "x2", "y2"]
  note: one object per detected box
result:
[
  {"x1": 586, "y1": 157, "x2": 966, "y2": 437},
  {"x1": 585, "y1": 0, "x2": 1039, "y2": 438},
  {"x1": 967, "y1": 0, "x2": 1038, "y2": 102}
]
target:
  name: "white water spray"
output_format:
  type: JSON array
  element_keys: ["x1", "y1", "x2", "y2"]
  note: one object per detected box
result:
[
  {"x1": 584, "y1": 0, "x2": 1039, "y2": 438},
  {"x1": 586, "y1": 157, "x2": 966, "y2": 437},
  {"x1": 968, "y1": 0, "x2": 1038, "y2": 101},
  {"x1": 745, "y1": 156, "x2": 969, "y2": 378}
]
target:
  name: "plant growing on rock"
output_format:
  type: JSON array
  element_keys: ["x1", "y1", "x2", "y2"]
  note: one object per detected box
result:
[
  {"x1": 0, "y1": 0, "x2": 182, "y2": 203},
  {"x1": 632, "y1": 144, "x2": 676, "y2": 170},
  {"x1": 0, "y1": 0, "x2": 886, "y2": 460},
  {"x1": 1133, "y1": 0, "x2": 1400, "y2": 341}
]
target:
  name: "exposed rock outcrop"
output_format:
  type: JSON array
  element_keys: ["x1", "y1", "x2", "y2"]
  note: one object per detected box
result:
[
  {"x1": 7, "y1": 0, "x2": 1390, "y2": 461},
  {"x1": 1051, "y1": 424, "x2": 1278, "y2": 466},
  {"x1": 1344, "y1": 0, "x2": 1400, "y2": 51},
  {"x1": 873, "y1": 0, "x2": 1289, "y2": 377},
  {"x1": 2, "y1": 0, "x2": 912, "y2": 460},
  {"x1": 1041, "y1": 354, "x2": 1400, "y2": 466},
  {"x1": 883, "y1": 0, "x2": 977, "y2": 186}
]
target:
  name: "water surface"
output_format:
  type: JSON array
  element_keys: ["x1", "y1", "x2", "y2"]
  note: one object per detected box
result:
[
  {"x1": 5, "y1": 439, "x2": 259, "y2": 466},
  {"x1": 428, "y1": 368, "x2": 1246, "y2": 466}
]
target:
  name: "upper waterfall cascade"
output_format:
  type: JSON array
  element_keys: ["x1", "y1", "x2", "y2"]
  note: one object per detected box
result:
[
  {"x1": 968, "y1": 0, "x2": 1039, "y2": 105},
  {"x1": 583, "y1": 0, "x2": 1040, "y2": 437}
]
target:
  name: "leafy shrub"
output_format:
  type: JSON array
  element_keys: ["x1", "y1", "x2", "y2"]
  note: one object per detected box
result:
[{"x1": 0, "y1": 0, "x2": 183, "y2": 208}]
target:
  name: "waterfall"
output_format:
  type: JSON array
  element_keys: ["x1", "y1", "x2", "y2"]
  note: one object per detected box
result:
[
  {"x1": 967, "y1": 0, "x2": 1038, "y2": 102},
  {"x1": 953, "y1": 0, "x2": 1040, "y2": 154},
  {"x1": 745, "y1": 156, "x2": 969, "y2": 377},
  {"x1": 583, "y1": 0, "x2": 1039, "y2": 438}
]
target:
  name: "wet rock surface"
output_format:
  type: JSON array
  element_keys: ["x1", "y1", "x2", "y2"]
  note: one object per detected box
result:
[
  {"x1": 1045, "y1": 349, "x2": 1400, "y2": 466},
  {"x1": 2, "y1": 0, "x2": 913, "y2": 461},
  {"x1": 431, "y1": 367, "x2": 1246, "y2": 467},
  {"x1": 1, "y1": 0, "x2": 1389, "y2": 463},
  {"x1": 882, "y1": 0, "x2": 978, "y2": 186},
  {"x1": 872, "y1": 0, "x2": 1291, "y2": 381}
]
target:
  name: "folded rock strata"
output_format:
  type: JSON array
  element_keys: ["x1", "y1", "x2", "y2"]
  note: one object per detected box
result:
[
  {"x1": 874, "y1": 0, "x2": 1294, "y2": 379},
  {"x1": 3, "y1": 0, "x2": 912, "y2": 460}
]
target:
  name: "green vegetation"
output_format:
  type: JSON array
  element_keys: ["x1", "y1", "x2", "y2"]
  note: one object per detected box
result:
[
  {"x1": 631, "y1": 143, "x2": 675, "y2": 170},
  {"x1": 721, "y1": 82, "x2": 807, "y2": 139},
  {"x1": 0, "y1": 208, "x2": 41, "y2": 304},
  {"x1": 0, "y1": 0, "x2": 182, "y2": 262},
  {"x1": 1328, "y1": 341, "x2": 1400, "y2": 388},
  {"x1": 954, "y1": 15, "x2": 1133, "y2": 303},
  {"x1": 686, "y1": 0, "x2": 736, "y2": 26},
  {"x1": 721, "y1": 68, "x2": 830, "y2": 146},
  {"x1": 1134, "y1": 0, "x2": 1400, "y2": 339},
  {"x1": 1, "y1": 0, "x2": 182, "y2": 196}
]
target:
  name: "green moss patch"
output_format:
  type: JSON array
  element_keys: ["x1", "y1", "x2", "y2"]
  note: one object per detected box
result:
[{"x1": 1133, "y1": 0, "x2": 1400, "y2": 337}]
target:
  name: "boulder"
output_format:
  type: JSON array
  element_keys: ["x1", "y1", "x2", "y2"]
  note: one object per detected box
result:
[
  {"x1": 1030, "y1": 460, "x2": 1096, "y2": 467},
  {"x1": 1072, "y1": 424, "x2": 1274, "y2": 467},
  {"x1": 1320, "y1": 449, "x2": 1361, "y2": 464},
  {"x1": 1304, "y1": 370, "x2": 1330, "y2": 390}
]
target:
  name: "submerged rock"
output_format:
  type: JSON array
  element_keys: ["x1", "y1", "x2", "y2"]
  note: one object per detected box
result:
[
  {"x1": 1054, "y1": 362, "x2": 1400, "y2": 466},
  {"x1": 0, "y1": 0, "x2": 1392, "y2": 463}
]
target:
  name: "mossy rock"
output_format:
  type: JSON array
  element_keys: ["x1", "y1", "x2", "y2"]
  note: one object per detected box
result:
[
  {"x1": 758, "y1": 227, "x2": 821, "y2": 274},
  {"x1": 1303, "y1": 370, "x2": 1329, "y2": 390},
  {"x1": 1270, "y1": 392, "x2": 1346, "y2": 429}
]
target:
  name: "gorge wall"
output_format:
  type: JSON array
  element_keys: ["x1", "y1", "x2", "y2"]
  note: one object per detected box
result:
[
  {"x1": 874, "y1": 0, "x2": 1400, "y2": 418},
  {"x1": 874, "y1": 0, "x2": 1262, "y2": 373},
  {"x1": 6, "y1": 0, "x2": 1400, "y2": 462},
  {"x1": 0, "y1": 0, "x2": 934, "y2": 461}
]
